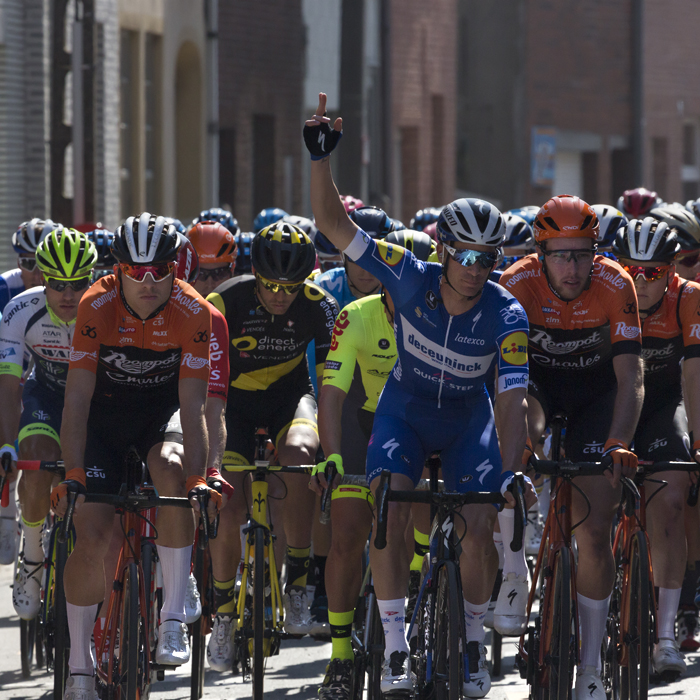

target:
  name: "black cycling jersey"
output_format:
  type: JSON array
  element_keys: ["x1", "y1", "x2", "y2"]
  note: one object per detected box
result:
[{"x1": 207, "y1": 275, "x2": 338, "y2": 395}]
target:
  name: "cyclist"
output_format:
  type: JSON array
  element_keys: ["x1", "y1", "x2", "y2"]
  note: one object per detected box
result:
[
  {"x1": 340, "y1": 195, "x2": 364, "y2": 213},
  {"x1": 192, "y1": 207, "x2": 240, "y2": 236},
  {"x1": 612, "y1": 216, "x2": 700, "y2": 677},
  {"x1": 409, "y1": 207, "x2": 441, "y2": 232},
  {"x1": 86, "y1": 228, "x2": 116, "y2": 280},
  {"x1": 234, "y1": 231, "x2": 255, "y2": 276},
  {"x1": 187, "y1": 221, "x2": 237, "y2": 297},
  {"x1": 53, "y1": 213, "x2": 219, "y2": 700},
  {"x1": 314, "y1": 205, "x2": 395, "y2": 309},
  {"x1": 650, "y1": 204, "x2": 700, "y2": 281},
  {"x1": 618, "y1": 187, "x2": 663, "y2": 219},
  {"x1": 253, "y1": 207, "x2": 288, "y2": 232},
  {"x1": 204, "y1": 220, "x2": 338, "y2": 661},
  {"x1": 500, "y1": 194, "x2": 644, "y2": 700},
  {"x1": 306, "y1": 93, "x2": 535, "y2": 698},
  {"x1": 0, "y1": 229, "x2": 96, "y2": 620},
  {"x1": 500, "y1": 213, "x2": 535, "y2": 269},
  {"x1": 312, "y1": 230, "x2": 434, "y2": 699},
  {"x1": 591, "y1": 204, "x2": 627, "y2": 253},
  {"x1": 0, "y1": 218, "x2": 61, "y2": 565}
]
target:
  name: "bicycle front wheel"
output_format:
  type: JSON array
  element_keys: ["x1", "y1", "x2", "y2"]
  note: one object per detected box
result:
[
  {"x1": 622, "y1": 532, "x2": 651, "y2": 700},
  {"x1": 433, "y1": 561, "x2": 462, "y2": 700},
  {"x1": 20, "y1": 617, "x2": 37, "y2": 678},
  {"x1": 120, "y1": 562, "x2": 142, "y2": 700},
  {"x1": 190, "y1": 544, "x2": 209, "y2": 700},
  {"x1": 53, "y1": 535, "x2": 70, "y2": 700},
  {"x1": 252, "y1": 527, "x2": 266, "y2": 700},
  {"x1": 546, "y1": 547, "x2": 575, "y2": 700}
]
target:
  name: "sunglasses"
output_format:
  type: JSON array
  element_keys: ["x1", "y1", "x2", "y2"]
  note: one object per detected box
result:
[
  {"x1": 198, "y1": 265, "x2": 233, "y2": 282},
  {"x1": 256, "y1": 274, "x2": 305, "y2": 295},
  {"x1": 442, "y1": 244, "x2": 499, "y2": 269},
  {"x1": 45, "y1": 276, "x2": 91, "y2": 292},
  {"x1": 677, "y1": 252, "x2": 700, "y2": 267},
  {"x1": 120, "y1": 262, "x2": 175, "y2": 283},
  {"x1": 542, "y1": 249, "x2": 596, "y2": 265},
  {"x1": 621, "y1": 264, "x2": 671, "y2": 282},
  {"x1": 18, "y1": 257, "x2": 38, "y2": 272}
]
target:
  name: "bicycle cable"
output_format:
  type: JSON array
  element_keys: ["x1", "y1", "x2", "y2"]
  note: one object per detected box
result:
[{"x1": 569, "y1": 478, "x2": 592, "y2": 532}]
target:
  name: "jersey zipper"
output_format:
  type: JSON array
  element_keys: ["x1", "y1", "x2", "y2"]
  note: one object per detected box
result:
[{"x1": 437, "y1": 315, "x2": 453, "y2": 409}]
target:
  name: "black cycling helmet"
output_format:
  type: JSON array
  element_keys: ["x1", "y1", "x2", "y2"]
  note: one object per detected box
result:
[
  {"x1": 348, "y1": 206, "x2": 395, "y2": 238},
  {"x1": 612, "y1": 217, "x2": 680, "y2": 263},
  {"x1": 87, "y1": 228, "x2": 116, "y2": 268},
  {"x1": 649, "y1": 204, "x2": 700, "y2": 251},
  {"x1": 234, "y1": 231, "x2": 255, "y2": 274},
  {"x1": 251, "y1": 221, "x2": 316, "y2": 282},
  {"x1": 384, "y1": 230, "x2": 436, "y2": 262},
  {"x1": 112, "y1": 212, "x2": 183, "y2": 264},
  {"x1": 409, "y1": 207, "x2": 442, "y2": 232}
]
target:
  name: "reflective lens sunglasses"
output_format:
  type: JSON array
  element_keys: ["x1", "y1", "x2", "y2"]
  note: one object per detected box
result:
[
  {"x1": 120, "y1": 262, "x2": 175, "y2": 283},
  {"x1": 18, "y1": 256, "x2": 38, "y2": 272},
  {"x1": 442, "y1": 244, "x2": 499, "y2": 269},
  {"x1": 45, "y1": 276, "x2": 91, "y2": 292},
  {"x1": 621, "y1": 264, "x2": 671, "y2": 282},
  {"x1": 198, "y1": 264, "x2": 233, "y2": 282},
  {"x1": 256, "y1": 274, "x2": 305, "y2": 295},
  {"x1": 542, "y1": 248, "x2": 596, "y2": 265},
  {"x1": 677, "y1": 252, "x2": 700, "y2": 268}
]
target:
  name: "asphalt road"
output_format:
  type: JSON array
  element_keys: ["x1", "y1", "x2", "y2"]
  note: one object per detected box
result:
[{"x1": 1, "y1": 563, "x2": 699, "y2": 699}]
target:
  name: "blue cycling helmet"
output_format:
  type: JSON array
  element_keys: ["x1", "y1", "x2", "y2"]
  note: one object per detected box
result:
[
  {"x1": 506, "y1": 206, "x2": 540, "y2": 227},
  {"x1": 162, "y1": 217, "x2": 187, "y2": 235},
  {"x1": 502, "y1": 213, "x2": 534, "y2": 249},
  {"x1": 409, "y1": 207, "x2": 441, "y2": 232},
  {"x1": 314, "y1": 230, "x2": 340, "y2": 257},
  {"x1": 87, "y1": 228, "x2": 116, "y2": 268},
  {"x1": 591, "y1": 204, "x2": 628, "y2": 249},
  {"x1": 234, "y1": 231, "x2": 255, "y2": 274},
  {"x1": 193, "y1": 207, "x2": 240, "y2": 236},
  {"x1": 253, "y1": 207, "x2": 288, "y2": 233},
  {"x1": 348, "y1": 206, "x2": 395, "y2": 238}
]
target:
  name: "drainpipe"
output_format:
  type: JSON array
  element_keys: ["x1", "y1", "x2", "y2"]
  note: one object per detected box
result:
[
  {"x1": 631, "y1": 0, "x2": 644, "y2": 186},
  {"x1": 205, "y1": 0, "x2": 219, "y2": 206}
]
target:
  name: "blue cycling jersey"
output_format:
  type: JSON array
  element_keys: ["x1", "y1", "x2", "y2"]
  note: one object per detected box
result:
[
  {"x1": 344, "y1": 230, "x2": 529, "y2": 405},
  {"x1": 314, "y1": 267, "x2": 360, "y2": 310},
  {"x1": 0, "y1": 268, "x2": 25, "y2": 317}
]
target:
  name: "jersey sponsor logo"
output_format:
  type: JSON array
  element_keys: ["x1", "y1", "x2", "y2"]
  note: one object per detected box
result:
[
  {"x1": 475, "y1": 459, "x2": 493, "y2": 485},
  {"x1": 382, "y1": 438, "x2": 400, "y2": 459},
  {"x1": 582, "y1": 441, "x2": 604, "y2": 455},
  {"x1": 182, "y1": 352, "x2": 209, "y2": 370},
  {"x1": 3, "y1": 300, "x2": 30, "y2": 324},
  {"x1": 372, "y1": 241, "x2": 406, "y2": 279},
  {"x1": 541, "y1": 306, "x2": 558, "y2": 314},
  {"x1": 573, "y1": 309, "x2": 587, "y2": 316},
  {"x1": 85, "y1": 467, "x2": 106, "y2": 479},
  {"x1": 153, "y1": 331, "x2": 167, "y2": 337},
  {"x1": 500, "y1": 331, "x2": 528, "y2": 365},
  {"x1": 401, "y1": 318, "x2": 493, "y2": 377},
  {"x1": 330, "y1": 310, "x2": 350, "y2": 351},
  {"x1": 504, "y1": 268, "x2": 539, "y2": 288},
  {"x1": 378, "y1": 338, "x2": 390, "y2": 349},
  {"x1": 372, "y1": 353, "x2": 395, "y2": 359},
  {"x1": 90, "y1": 287, "x2": 117, "y2": 309},
  {"x1": 70, "y1": 349, "x2": 97, "y2": 362},
  {"x1": 498, "y1": 372, "x2": 528, "y2": 392},
  {"x1": 120, "y1": 337, "x2": 135, "y2": 344},
  {"x1": 593, "y1": 264, "x2": 626, "y2": 290},
  {"x1": 529, "y1": 329, "x2": 602, "y2": 355},
  {"x1": 102, "y1": 350, "x2": 180, "y2": 374},
  {"x1": 614, "y1": 322, "x2": 641, "y2": 339},
  {"x1": 415, "y1": 307, "x2": 436, "y2": 328},
  {"x1": 648, "y1": 437, "x2": 668, "y2": 452},
  {"x1": 531, "y1": 352, "x2": 601, "y2": 369},
  {"x1": 232, "y1": 336, "x2": 257, "y2": 351},
  {"x1": 32, "y1": 410, "x2": 50, "y2": 420},
  {"x1": 118, "y1": 326, "x2": 135, "y2": 333},
  {"x1": 325, "y1": 360, "x2": 342, "y2": 371},
  {"x1": 425, "y1": 290, "x2": 438, "y2": 310},
  {"x1": 471, "y1": 310, "x2": 483, "y2": 332},
  {"x1": 34, "y1": 345, "x2": 71, "y2": 360},
  {"x1": 500, "y1": 304, "x2": 527, "y2": 325},
  {"x1": 691, "y1": 324, "x2": 700, "y2": 340},
  {"x1": 81, "y1": 325, "x2": 97, "y2": 338},
  {"x1": 641, "y1": 343, "x2": 675, "y2": 360},
  {"x1": 454, "y1": 333, "x2": 485, "y2": 346},
  {"x1": 623, "y1": 302, "x2": 637, "y2": 315},
  {"x1": 194, "y1": 330, "x2": 209, "y2": 343},
  {"x1": 304, "y1": 283, "x2": 326, "y2": 302},
  {"x1": 0, "y1": 347, "x2": 16, "y2": 360},
  {"x1": 171, "y1": 285, "x2": 202, "y2": 314},
  {"x1": 153, "y1": 316, "x2": 165, "y2": 326}
]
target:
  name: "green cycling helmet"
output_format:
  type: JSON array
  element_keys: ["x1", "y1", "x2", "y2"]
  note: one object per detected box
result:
[{"x1": 36, "y1": 228, "x2": 97, "y2": 280}]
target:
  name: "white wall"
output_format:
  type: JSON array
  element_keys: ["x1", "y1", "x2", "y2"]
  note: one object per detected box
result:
[{"x1": 553, "y1": 150, "x2": 582, "y2": 198}]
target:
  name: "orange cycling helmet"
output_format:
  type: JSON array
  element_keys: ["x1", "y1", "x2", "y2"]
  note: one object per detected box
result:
[
  {"x1": 533, "y1": 194, "x2": 599, "y2": 244},
  {"x1": 187, "y1": 221, "x2": 237, "y2": 264}
]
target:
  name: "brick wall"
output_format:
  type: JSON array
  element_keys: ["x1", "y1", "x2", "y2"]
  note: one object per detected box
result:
[
  {"x1": 390, "y1": 0, "x2": 457, "y2": 223},
  {"x1": 218, "y1": 0, "x2": 304, "y2": 230}
]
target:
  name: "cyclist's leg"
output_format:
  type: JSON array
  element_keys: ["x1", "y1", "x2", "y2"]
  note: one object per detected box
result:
[
  {"x1": 13, "y1": 383, "x2": 63, "y2": 619},
  {"x1": 636, "y1": 399, "x2": 690, "y2": 673}
]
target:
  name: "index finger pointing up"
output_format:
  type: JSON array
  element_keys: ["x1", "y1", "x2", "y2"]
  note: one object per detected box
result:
[{"x1": 316, "y1": 92, "x2": 327, "y2": 116}]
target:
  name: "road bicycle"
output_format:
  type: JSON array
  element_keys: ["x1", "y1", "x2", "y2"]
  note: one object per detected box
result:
[{"x1": 374, "y1": 462, "x2": 526, "y2": 700}]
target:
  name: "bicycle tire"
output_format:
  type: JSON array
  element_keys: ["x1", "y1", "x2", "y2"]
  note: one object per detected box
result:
[
  {"x1": 53, "y1": 536, "x2": 70, "y2": 700},
  {"x1": 546, "y1": 547, "x2": 574, "y2": 700},
  {"x1": 119, "y1": 562, "x2": 141, "y2": 700},
  {"x1": 190, "y1": 545, "x2": 206, "y2": 700},
  {"x1": 603, "y1": 554, "x2": 623, "y2": 700},
  {"x1": 141, "y1": 542, "x2": 158, "y2": 653},
  {"x1": 433, "y1": 561, "x2": 461, "y2": 700},
  {"x1": 622, "y1": 532, "x2": 650, "y2": 700},
  {"x1": 20, "y1": 616, "x2": 36, "y2": 678},
  {"x1": 366, "y1": 593, "x2": 384, "y2": 700},
  {"x1": 491, "y1": 629, "x2": 502, "y2": 677},
  {"x1": 252, "y1": 527, "x2": 265, "y2": 700}
]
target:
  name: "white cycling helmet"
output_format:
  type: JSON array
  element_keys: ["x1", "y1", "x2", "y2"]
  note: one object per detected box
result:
[{"x1": 436, "y1": 198, "x2": 505, "y2": 247}]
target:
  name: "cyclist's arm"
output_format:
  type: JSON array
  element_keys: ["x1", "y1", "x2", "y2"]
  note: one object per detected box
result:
[
  {"x1": 608, "y1": 353, "x2": 644, "y2": 446},
  {"x1": 494, "y1": 377, "x2": 528, "y2": 474},
  {"x1": 204, "y1": 396, "x2": 226, "y2": 473},
  {"x1": 0, "y1": 374, "x2": 21, "y2": 474},
  {"x1": 60, "y1": 368, "x2": 96, "y2": 474},
  {"x1": 309, "y1": 95, "x2": 358, "y2": 252},
  {"x1": 318, "y1": 384, "x2": 347, "y2": 460},
  {"x1": 179, "y1": 377, "x2": 209, "y2": 479}
]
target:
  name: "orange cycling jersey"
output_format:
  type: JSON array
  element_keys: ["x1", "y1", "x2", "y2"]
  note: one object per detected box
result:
[
  {"x1": 640, "y1": 273, "x2": 700, "y2": 401},
  {"x1": 70, "y1": 276, "x2": 211, "y2": 404},
  {"x1": 500, "y1": 254, "x2": 642, "y2": 371}
]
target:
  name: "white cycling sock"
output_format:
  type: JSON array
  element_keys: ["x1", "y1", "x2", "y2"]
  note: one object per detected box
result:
[
  {"x1": 67, "y1": 602, "x2": 98, "y2": 675},
  {"x1": 497, "y1": 509, "x2": 528, "y2": 578},
  {"x1": 464, "y1": 598, "x2": 489, "y2": 643},
  {"x1": 577, "y1": 593, "x2": 611, "y2": 671},
  {"x1": 1, "y1": 480, "x2": 18, "y2": 518},
  {"x1": 157, "y1": 544, "x2": 191, "y2": 623},
  {"x1": 493, "y1": 531, "x2": 505, "y2": 569},
  {"x1": 21, "y1": 516, "x2": 44, "y2": 563},
  {"x1": 377, "y1": 598, "x2": 409, "y2": 657},
  {"x1": 657, "y1": 587, "x2": 682, "y2": 640}
]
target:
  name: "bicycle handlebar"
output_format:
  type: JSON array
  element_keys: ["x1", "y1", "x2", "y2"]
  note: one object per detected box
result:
[
  {"x1": 319, "y1": 463, "x2": 338, "y2": 525},
  {"x1": 373, "y1": 470, "x2": 526, "y2": 553}
]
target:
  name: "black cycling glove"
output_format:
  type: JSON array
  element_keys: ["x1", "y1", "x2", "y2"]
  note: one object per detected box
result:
[{"x1": 303, "y1": 116, "x2": 343, "y2": 160}]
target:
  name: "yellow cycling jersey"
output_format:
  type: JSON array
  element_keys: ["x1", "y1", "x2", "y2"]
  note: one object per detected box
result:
[{"x1": 322, "y1": 294, "x2": 397, "y2": 413}]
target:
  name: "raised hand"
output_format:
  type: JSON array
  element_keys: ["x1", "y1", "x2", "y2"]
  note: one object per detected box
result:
[{"x1": 303, "y1": 92, "x2": 343, "y2": 160}]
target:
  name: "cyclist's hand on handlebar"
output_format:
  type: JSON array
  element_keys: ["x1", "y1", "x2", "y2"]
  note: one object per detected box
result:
[
  {"x1": 0, "y1": 444, "x2": 18, "y2": 481},
  {"x1": 50, "y1": 468, "x2": 87, "y2": 517},
  {"x1": 205, "y1": 467, "x2": 234, "y2": 508},
  {"x1": 310, "y1": 453, "x2": 344, "y2": 495},
  {"x1": 603, "y1": 439, "x2": 638, "y2": 486},
  {"x1": 186, "y1": 475, "x2": 222, "y2": 523},
  {"x1": 500, "y1": 472, "x2": 537, "y2": 509}
]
